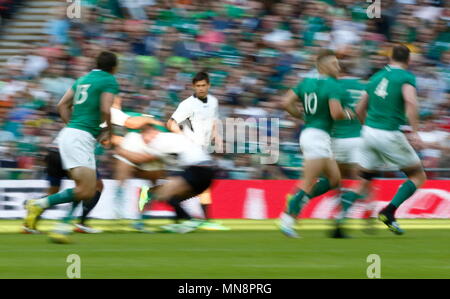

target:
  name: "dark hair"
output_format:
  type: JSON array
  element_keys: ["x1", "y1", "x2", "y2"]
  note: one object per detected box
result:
[
  {"x1": 96, "y1": 51, "x2": 117, "y2": 73},
  {"x1": 316, "y1": 49, "x2": 336, "y2": 64},
  {"x1": 192, "y1": 71, "x2": 210, "y2": 84},
  {"x1": 391, "y1": 44, "x2": 410, "y2": 63}
]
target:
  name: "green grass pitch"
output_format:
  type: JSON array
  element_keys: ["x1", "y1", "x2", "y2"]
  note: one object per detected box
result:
[{"x1": 1, "y1": 219, "x2": 450, "y2": 279}]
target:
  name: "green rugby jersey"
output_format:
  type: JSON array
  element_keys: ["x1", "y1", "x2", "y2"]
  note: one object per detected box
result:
[
  {"x1": 68, "y1": 70, "x2": 119, "y2": 138},
  {"x1": 292, "y1": 76, "x2": 344, "y2": 134},
  {"x1": 365, "y1": 65, "x2": 416, "y2": 131},
  {"x1": 331, "y1": 78, "x2": 365, "y2": 138}
]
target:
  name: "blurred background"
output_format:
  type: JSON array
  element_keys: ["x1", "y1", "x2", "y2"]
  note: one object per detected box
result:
[{"x1": 0, "y1": 0, "x2": 449, "y2": 180}]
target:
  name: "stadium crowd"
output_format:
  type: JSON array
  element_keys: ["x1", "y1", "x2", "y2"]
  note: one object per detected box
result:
[{"x1": 0, "y1": 0, "x2": 449, "y2": 180}]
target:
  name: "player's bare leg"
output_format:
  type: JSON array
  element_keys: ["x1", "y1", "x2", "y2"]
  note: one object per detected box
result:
[
  {"x1": 337, "y1": 163, "x2": 358, "y2": 180},
  {"x1": 280, "y1": 158, "x2": 339, "y2": 238},
  {"x1": 140, "y1": 176, "x2": 209, "y2": 234},
  {"x1": 133, "y1": 169, "x2": 165, "y2": 232},
  {"x1": 46, "y1": 166, "x2": 97, "y2": 243},
  {"x1": 74, "y1": 178, "x2": 104, "y2": 234},
  {"x1": 334, "y1": 165, "x2": 375, "y2": 237},
  {"x1": 333, "y1": 162, "x2": 379, "y2": 237},
  {"x1": 112, "y1": 159, "x2": 134, "y2": 231},
  {"x1": 195, "y1": 189, "x2": 228, "y2": 231}
]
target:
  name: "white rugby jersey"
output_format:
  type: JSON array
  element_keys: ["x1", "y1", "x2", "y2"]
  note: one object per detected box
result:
[
  {"x1": 144, "y1": 132, "x2": 211, "y2": 167},
  {"x1": 171, "y1": 94, "x2": 219, "y2": 149},
  {"x1": 100, "y1": 107, "x2": 130, "y2": 128}
]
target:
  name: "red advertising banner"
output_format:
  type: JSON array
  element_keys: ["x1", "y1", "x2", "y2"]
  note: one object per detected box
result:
[
  {"x1": 205, "y1": 180, "x2": 450, "y2": 219},
  {"x1": 144, "y1": 180, "x2": 450, "y2": 219}
]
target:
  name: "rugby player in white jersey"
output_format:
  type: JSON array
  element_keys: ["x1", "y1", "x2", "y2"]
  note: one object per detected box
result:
[
  {"x1": 166, "y1": 71, "x2": 227, "y2": 231},
  {"x1": 104, "y1": 96, "x2": 166, "y2": 232},
  {"x1": 115, "y1": 124, "x2": 217, "y2": 233}
]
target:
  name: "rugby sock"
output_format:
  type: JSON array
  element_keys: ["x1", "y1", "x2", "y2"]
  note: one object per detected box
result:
[
  {"x1": 286, "y1": 189, "x2": 311, "y2": 217},
  {"x1": 39, "y1": 188, "x2": 75, "y2": 208},
  {"x1": 80, "y1": 191, "x2": 101, "y2": 225},
  {"x1": 336, "y1": 191, "x2": 364, "y2": 224},
  {"x1": 68, "y1": 200, "x2": 81, "y2": 218},
  {"x1": 62, "y1": 198, "x2": 80, "y2": 224},
  {"x1": 201, "y1": 204, "x2": 210, "y2": 220},
  {"x1": 168, "y1": 197, "x2": 192, "y2": 222},
  {"x1": 390, "y1": 180, "x2": 417, "y2": 208},
  {"x1": 310, "y1": 177, "x2": 331, "y2": 198},
  {"x1": 114, "y1": 185, "x2": 124, "y2": 218}
]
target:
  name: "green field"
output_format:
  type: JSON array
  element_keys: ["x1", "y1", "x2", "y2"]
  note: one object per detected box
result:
[{"x1": 1, "y1": 219, "x2": 450, "y2": 279}]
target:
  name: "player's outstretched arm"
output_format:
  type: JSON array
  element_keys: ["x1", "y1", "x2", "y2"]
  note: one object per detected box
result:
[
  {"x1": 57, "y1": 88, "x2": 74, "y2": 124},
  {"x1": 281, "y1": 89, "x2": 302, "y2": 119},
  {"x1": 124, "y1": 116, "x2": 165, "y2": 130},
  {"x1": 167, "y1": 118, "x2": 183, "y2": 133},
  {"x1": 115, "y1": 146, "x2": 158, "y2": 164},
  {"x1": 100, "y1": 92, "x2": 115, "y2": 148},
  {"x1": 403, "y1": 84, "x2": 420, "y2": 133},
  {"x1": 168, "y1": 100, "x2": 193, "y2": 133}
]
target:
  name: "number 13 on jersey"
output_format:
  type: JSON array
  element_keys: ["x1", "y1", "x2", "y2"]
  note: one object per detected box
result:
[{"x1": 74, "y1": 84, "x2": 91, "y2": 105}]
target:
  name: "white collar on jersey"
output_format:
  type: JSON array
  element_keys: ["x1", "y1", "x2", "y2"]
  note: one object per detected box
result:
[
  {"x1": 193, "y1": 94, "x2": 208, "y2": 103},
  {"x1": 386, "y1": 64, "x2": 405, "y2": 70}
]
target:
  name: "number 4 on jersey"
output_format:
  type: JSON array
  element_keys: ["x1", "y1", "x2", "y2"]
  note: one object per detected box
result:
[{"x1": 374, "y1": 78, "x2": 389, "y2": 99}]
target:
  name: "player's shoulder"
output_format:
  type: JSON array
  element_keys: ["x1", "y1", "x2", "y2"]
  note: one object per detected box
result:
[
  {"x1": 207, "y1": 94, "x2": 219, "y2": 105},
  {"x1": 339, "y1": 77, "x2": 366, "y2": 89},
  {"x1": 369, "y1": 67, "x2": 387, "y2": 81},
  {"x1": 400, "y1": 69, "x2": 416, "y2": 80},
  {"x1": 323, "y1": 76, "x2": 343, "y2": 90},
  {"x1": 180, "y1": 95, "x2": 196, "y2": 104},
  {"x1": 389, "y1": 67, "x2": 416, "y2": 86}
]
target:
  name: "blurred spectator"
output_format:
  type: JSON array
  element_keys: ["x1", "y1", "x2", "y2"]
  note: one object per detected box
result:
[
  {"x1": 418, "y1": 118, "x2": 450, "y2": 174},
  {"x1": 22, "y1": 45, "x2": 50, "y2": 79},
  {"x1": 46, "y1": 6, "x2": 70, "y2": 45}
]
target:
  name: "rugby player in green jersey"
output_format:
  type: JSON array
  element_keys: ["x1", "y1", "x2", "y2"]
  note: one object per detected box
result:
[
  {"x1": 330, "y1": 60, "x2": 377, "y2": 238},
  {"x1": 24, "y1": 51, "x2": 119, "y2": 243},
  {"x1": 278, "y1": 50, "x2": 355, "y2": 238},
  {"x1": 341, "y1": 44, "x2": 427, "y2": 235}
]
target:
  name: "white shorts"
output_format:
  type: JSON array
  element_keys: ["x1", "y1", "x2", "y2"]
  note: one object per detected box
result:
[
  {"x1": 58, "y1": 127, "x2": 96, "y2": 170},
  {"x1": 299, "y1": 128, "x2": 333, "y2": 160},
  {"x1": 358, "y1": 126, "x2": 421, "y2": 170},
  {"x1": 114, "y1": 132, "x2": 164, "y2": 171},
  {"x1": 332, "y1": 137, "x2": 362, "y2": 164}
]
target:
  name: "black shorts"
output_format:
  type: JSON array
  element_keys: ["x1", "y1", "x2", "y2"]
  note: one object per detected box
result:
[
  {"x1": 45, "y1": 148, "x2": 67, "y2": 186},
  {"x1": 180, "y1": 165, "x2": 216, "y2": 195},
  {"x1": 45, "y1": 148, "x2": 101, "y2": 187}
]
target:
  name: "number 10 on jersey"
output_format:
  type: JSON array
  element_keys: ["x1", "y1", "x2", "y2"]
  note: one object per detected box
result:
[{"x1": 304, "y1": 93, "x2": 317, "y2": 115}]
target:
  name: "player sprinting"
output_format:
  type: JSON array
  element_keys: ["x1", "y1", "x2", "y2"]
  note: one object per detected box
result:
[
  {"x1": 22, "y1": 143, "x2": 104, "y2": 234},
  {"x1": 23, "y1": 51, "x2": 119, "y2": 243},
  {"x1": 106, "y1": 96, "x2": 167, "y2": 232},
  {"x1": 166, "y1": 71, "x2": 226, "y2": 231},
  {"x1": 338, "y1": 45, "x2": 427, "y2": 235},
  {"x1": 278, "y1": 50, "x2": 355, "y2": 238},
  {"x1": 330, "y1": 60, "x2": 376, "y2": 237},
  {"x1": 115, "y1": 124, "x2": 216, "y2": 233}
]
